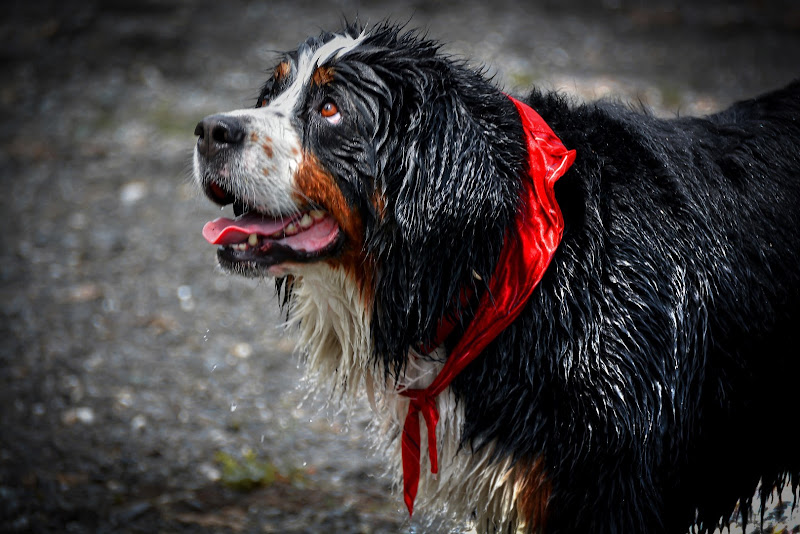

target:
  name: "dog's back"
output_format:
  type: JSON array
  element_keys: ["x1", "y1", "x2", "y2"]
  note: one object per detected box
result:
[{"x1": 516, "y1": 81, "x2": 800, "y2": 531}]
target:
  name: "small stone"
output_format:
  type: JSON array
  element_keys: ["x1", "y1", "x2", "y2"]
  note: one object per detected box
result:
[
  {"x1": 120, "y1": 181, "x2": 148, "y2": 205},
  {"x1": 231, "y1": 342, "x2": 253, "y2": 359},
  {"x1": 62, "y1": 407, "x2": 95, "y2": 425}
]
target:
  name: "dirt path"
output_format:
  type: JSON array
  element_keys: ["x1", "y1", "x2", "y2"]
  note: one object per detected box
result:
[{"x1": 1, "y1": 1, "x2": 798, "y2": 532}]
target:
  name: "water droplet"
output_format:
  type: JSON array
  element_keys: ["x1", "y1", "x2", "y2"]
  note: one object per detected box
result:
[{"x1": 177, "y1": 285, "x2": 192, "y2": 301}]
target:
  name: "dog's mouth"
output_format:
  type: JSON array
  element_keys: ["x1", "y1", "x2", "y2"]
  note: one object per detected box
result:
[{"x1": 201, "y1": 181, "x2": 344, "y2": 273}]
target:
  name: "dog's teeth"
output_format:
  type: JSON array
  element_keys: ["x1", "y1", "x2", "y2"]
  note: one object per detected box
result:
[
  {"x1": 310, "y1": 209, "x2": 326, "y2": 221},
  {"x1": 285, "y1": 223, "x2": 298, "y2": 236},
  {"x1": 299, "y1": 214, "x2": 313, "y2": 229},
  {"x1": 248, "y1": 233, "x2": 259, "y2": 247}
]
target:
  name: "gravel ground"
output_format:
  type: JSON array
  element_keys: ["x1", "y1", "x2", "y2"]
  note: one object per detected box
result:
[{"x1": 1, "y1": 1, "x2": 798, "y2": 533}]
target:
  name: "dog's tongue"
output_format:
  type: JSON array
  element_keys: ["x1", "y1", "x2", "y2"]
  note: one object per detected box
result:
[{"x1": 202, "y1": 213, "x2": 288, "y2": 245}]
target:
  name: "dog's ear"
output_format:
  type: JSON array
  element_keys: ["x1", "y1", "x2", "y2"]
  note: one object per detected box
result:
[
  {"x1": 371, "y1": 84, "x2": 524, "y2": 374},
  {"x1": 395, "y1": 93, "x2": 508, "y2": 238}
]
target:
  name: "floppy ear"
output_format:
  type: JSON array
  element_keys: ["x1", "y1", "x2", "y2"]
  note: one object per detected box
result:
[
  {"x1": 371, "y1": 80, "x2": 525, "y2": 375},
  {"x1": 396, "y1": 93, "x2": 508, "y2": 238}
]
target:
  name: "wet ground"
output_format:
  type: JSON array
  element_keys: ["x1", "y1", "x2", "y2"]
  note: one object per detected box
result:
[{"x1": 1, "y1": 0, "x2": 799, "y2": 532}]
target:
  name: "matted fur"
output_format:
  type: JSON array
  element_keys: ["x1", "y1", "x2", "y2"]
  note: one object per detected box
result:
[{"x1": 193, "y1": 21, "x2": 800, "y2": 534}]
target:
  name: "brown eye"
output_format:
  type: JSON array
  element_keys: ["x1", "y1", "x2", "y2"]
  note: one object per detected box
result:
[
  {"x1": 320, "y1": 101, "x2": 342, "y2": 125},
  {"x1": 321, "y1": 101, "x2": 339, "y2": 117}
]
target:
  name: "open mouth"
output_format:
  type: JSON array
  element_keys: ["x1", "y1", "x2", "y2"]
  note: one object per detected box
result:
[{"x1": 201, "y1": 182, "x2": 344, "y2": 272}]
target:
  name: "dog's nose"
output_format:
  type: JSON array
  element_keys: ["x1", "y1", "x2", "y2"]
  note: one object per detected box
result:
[{"x1": 194, "y1": 114, "x2": 246, "y2": 158}]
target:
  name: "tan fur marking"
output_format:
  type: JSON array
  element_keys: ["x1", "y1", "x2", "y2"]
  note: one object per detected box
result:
[
  {"x1": 274, "y1": 61, "x2": 291, "y2": 80},
  {"x1": 293, "y1": 154, "x2": 375, "y2": 303},
  {"x1": 515, "y1": 456, "x2": 551, "y2": 531},
  {"x1": 311, "y1": 66, "x2": 335, "y2": 87}
]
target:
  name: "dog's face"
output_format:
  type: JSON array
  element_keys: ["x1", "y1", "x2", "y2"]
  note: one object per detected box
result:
[
  {"x1": 194, "y1": 31, "x2": 376, "y2": 280},
  {"x1": 194, "y1": 23, "x2": 524, "y2": 370}
]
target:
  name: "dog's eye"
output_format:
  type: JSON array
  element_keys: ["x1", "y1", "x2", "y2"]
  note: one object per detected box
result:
[{"x1": 320, "y1": 101, "x2": 341, "y2": 125}]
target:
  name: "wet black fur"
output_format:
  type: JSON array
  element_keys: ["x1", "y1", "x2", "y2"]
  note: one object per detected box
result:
[{"x1": 267, "y1": 22, "x2": 800, "y2": 533}]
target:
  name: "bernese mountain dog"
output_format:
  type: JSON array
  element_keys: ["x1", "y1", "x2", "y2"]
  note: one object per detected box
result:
[{"x1": 192, "y1": 21, "x2": 800, "y2": 534}]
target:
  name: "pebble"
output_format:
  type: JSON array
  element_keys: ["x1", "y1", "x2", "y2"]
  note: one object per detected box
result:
[{"x1": 61, "y1": 407, "x2": 96, "y2": 425}]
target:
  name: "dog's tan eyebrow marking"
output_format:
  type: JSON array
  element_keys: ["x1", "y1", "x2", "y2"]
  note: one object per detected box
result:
[
  {"x1": 274, "y1": 61, "x2": 291, "y2": 81},
  {"x1": 311, "y1": 66, "x2": 335, "y2": 87},
  {"x1": 267, "y1": 32, "x2": 366, "y2": 115}
]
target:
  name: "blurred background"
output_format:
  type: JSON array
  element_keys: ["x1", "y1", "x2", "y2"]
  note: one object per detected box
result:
[{"x1": 1, "y1": 0, "x2": 798, "y2": 532}]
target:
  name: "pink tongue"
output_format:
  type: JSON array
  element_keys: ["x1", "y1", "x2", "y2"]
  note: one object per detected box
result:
[{"x1": 202, "y1": 213, "x2": 289, "y2": 245}]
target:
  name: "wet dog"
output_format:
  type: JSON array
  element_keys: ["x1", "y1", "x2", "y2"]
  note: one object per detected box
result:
[{"x1": 193, "y1": 22, "x2": 800, "y2": 533}]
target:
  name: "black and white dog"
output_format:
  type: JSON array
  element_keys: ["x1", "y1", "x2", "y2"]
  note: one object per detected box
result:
[{"x1": 193, "y1": 22, "x2": 800, "y2": 533}]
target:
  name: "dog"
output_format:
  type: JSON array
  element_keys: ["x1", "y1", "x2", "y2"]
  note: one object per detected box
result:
[{"x1": 192, "y1": 21, "x2": 800, "y2": 533}]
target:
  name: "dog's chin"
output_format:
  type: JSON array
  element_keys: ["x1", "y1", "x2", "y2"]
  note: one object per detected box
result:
[{"x1": 215, "y1": 230, "x2": 345, "y2": 278}]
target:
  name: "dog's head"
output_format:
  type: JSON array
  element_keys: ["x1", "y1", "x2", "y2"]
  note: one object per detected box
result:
[{"x1": 193, "y1": 22, "x2": 526, "y2": 370}]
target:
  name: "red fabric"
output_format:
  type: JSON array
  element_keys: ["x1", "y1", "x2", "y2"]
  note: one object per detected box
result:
[{"x1": 399, "y1": 96, "x2": 576, "y2": 516}]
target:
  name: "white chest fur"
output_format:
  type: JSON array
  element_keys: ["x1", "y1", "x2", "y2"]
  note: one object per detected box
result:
[{"x1": 286, "y1": 266, "x2": 530, "y2": 531}]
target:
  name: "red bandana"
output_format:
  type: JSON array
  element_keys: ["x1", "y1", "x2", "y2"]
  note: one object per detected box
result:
[{"x1": 398, "y1": 96, "x2": 576, "y2": 516}]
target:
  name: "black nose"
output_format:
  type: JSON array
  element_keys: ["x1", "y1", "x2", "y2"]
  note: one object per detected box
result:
[{"x1": 194, "y1": 114, "x2": 246, "y2": 158}]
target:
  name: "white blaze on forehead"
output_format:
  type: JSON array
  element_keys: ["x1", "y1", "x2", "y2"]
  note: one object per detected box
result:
[{"x1": 269, "y1": 31, "x2": 367, "y2": 115}]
